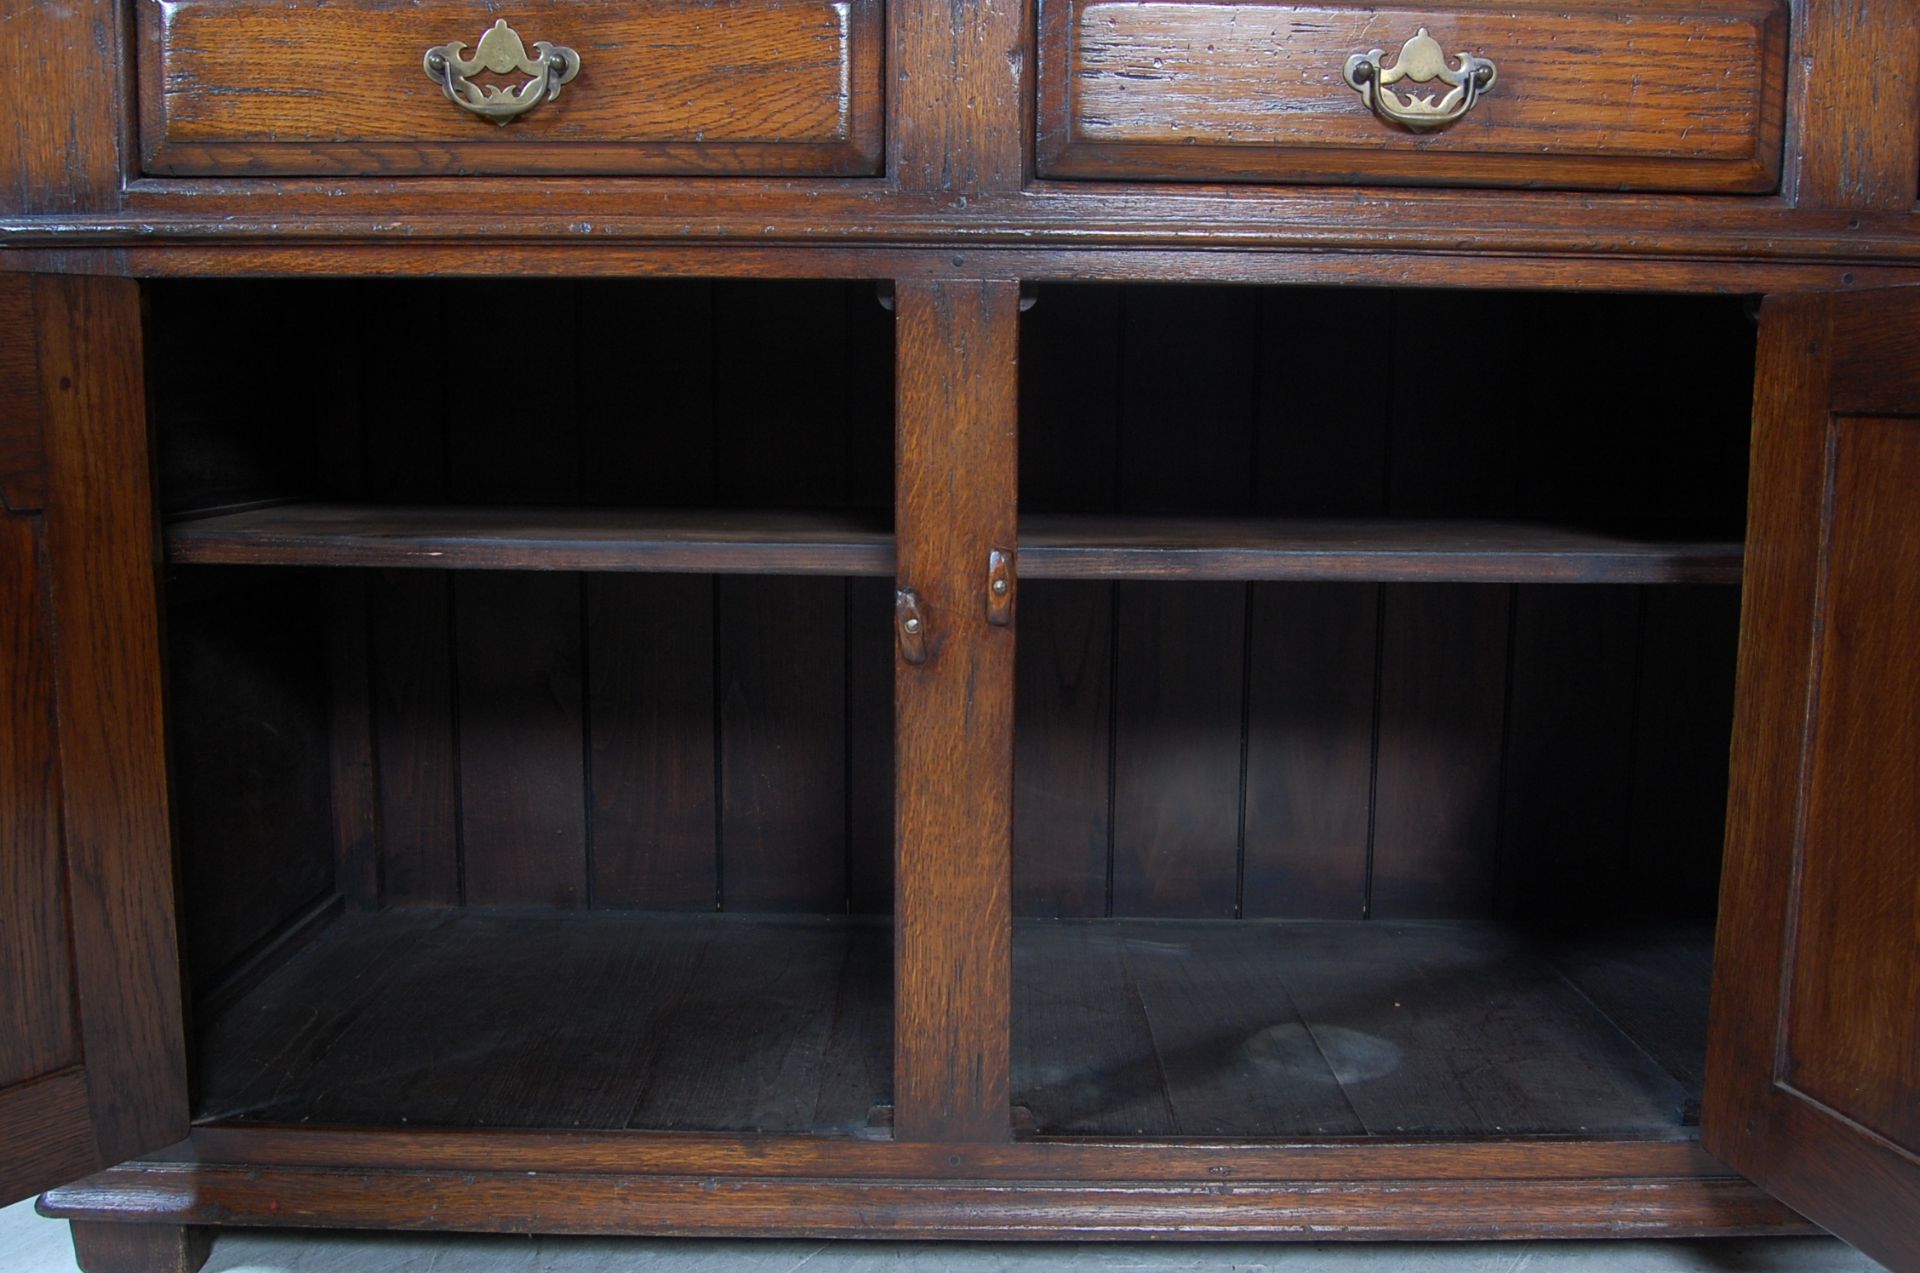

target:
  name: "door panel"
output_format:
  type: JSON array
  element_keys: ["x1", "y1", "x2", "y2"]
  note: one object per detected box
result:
[
  {"x1": 0, "y1": 274, "x2": 189, "y2": 1205},
  {"x1": 1705, "y1": 287, "x2": 1920, "y2": 1273}
]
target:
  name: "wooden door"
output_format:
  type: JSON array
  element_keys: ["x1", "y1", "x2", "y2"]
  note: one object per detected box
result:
[
  {"x1": 0, "y1": 274, "x2": 189, "y2": 1205},
  {"x1": 1705, "y1": 286, "x2": 1920, "y2": 1271}
]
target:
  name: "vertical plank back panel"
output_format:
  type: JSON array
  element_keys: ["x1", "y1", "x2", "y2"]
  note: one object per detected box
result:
[
  {"x1": 358, "y1": 285, "x2": 461, "y2": 906},
  {"x1": 1111, "y1": 287, "x2": 1255, "y2": 918},
  {"x1": 714, "y1": 282, "x2": 852, "y2": 911},
  {"x1": 1242, "y1": 288, "x2": 1392, "y2": 919},
  {"x1": 447, "y1": 283, "x2": 588, "y2": 907},
  {"x1": 1015, "y1": 287, "x2": 1120, "y2": 916},
  {"x1": 581, "y1": 281, "x2": 720, "y2": 909}
]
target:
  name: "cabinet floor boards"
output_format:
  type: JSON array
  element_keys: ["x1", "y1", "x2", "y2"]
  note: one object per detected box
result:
[
  {"x1": 1013, "y1": 919, "x2": 1711, "y2": 1140},
  {"x1": 192, "y1": 911, "x2": 893, "y2": 1136}
]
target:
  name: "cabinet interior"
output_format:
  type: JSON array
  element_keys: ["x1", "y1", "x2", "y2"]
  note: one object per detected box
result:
[{"x1": 151, "y1": 279, "x2": 1755, "y2": 1144}]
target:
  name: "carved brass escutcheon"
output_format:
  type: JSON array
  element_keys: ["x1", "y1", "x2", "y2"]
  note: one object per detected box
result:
[
  {"x1": 1343, "y1": 28, "x2": 1496, "y2": 133},
  {"x1": 422, "y1": 19, "x2": 581, "y2": 125}
]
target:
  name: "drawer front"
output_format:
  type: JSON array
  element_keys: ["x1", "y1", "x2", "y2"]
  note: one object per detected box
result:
[
  {"x1": 141, "y1": 0, "x2": 883, "y2": 176},
  {"x1": 1038, "y1": 1, "x2": 1788, "y2": 192}
]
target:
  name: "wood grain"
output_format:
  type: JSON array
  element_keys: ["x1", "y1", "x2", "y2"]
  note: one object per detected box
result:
[
  {"x1": 0, "y1": 514, "x2": 73, "y2": 1097},
  {"x1": 41, "y1": 1156, "x2": 1809, "y2": 1241},
  {"x1": 0, "y1": 1071, "x2": 98, "y2": 1209},
  {"x1": 1703, "y1": 289, "x2": 1920, "y2": 1273},
  {"x1": 142, "y1": 0, "x2": 884, "y2": 176},
  {"x1": 0, "y1": 275, "x2": 45, "y2": 511},
  {"x1": 1790, "y1": 0, "x2": 1920, "y2": 207},
  {"x1": 36, "y1": 274, "x2": 191, "y2": 1166},
  {"x1": 162, "y1": 570, "x2": 337, "y2": 992},
  {"x1": 166, "y1": 504, "x2": 1744, "y2": 582},
  {"x1": 66, "y1": 1222, "x2": 210, "y2": 1273},
  {"x1": 0, "y1": 0, "x2": 127, "y2": 213},
  {"x1": 191, "y1": 911, "x2": 888, "y2": 1134},
  {"x1": 1039, "y1": 0, "x2": 1789, "y2": 191},
  {"x1": 890, "y1": 0, "x2": 1028, "y2": 192},
  {"x1": 892, "y1": 279, "x2": 1019, "y2": 1141},
  {"x1": 1241, "y1": 583, "x2": 1377, "y2": 919}
]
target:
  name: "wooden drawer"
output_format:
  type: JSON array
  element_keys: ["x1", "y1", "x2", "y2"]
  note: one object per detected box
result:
[
  {"x1": 139, "y1": 0, "x2": 883, "y2": 177},
  {"x1": 1037, "y1": 0, "x2": 1789, "y2": 192}
]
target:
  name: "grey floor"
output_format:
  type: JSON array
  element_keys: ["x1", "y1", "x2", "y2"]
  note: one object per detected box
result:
[{"x1": 1, "y1": 1200, "x2": 1887, "y2": 1272}]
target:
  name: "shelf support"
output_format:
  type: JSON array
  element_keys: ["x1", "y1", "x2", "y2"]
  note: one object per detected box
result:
[{"x1": 892, "y1": 278, "x2": 1019, "y2": 1142}]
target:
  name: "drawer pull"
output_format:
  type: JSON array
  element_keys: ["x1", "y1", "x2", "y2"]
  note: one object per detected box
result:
[
  {"x1": 1343, "y1": 28, "x2": 1495, "y2": 133},
  {"x1": 422, "y1": 19, "x2": 581, "y2": 126}
]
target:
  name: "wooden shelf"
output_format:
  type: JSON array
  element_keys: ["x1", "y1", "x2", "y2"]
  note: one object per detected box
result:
[
  {"x1": 165, "y1": 503, "x2": 1744, "y2": 585},
  {"x1": 1016, "y1": 919, "x2": 1713, "y2": 1139},
  {"x1": 1022, "y1": 516, "x2": 1743, "y2": 585},
  {"x1": 164, "y1": 505, "x2": 897, "y2": 576},
  {"x1": 196, "y1": 910, "x2": 892, "y2": 1135},
  {"x1": 194, "y1": 908, "x2": 1708, "y2": 1142}
]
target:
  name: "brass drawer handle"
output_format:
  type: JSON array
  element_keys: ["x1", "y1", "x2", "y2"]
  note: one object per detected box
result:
[
  {"x1": 1344, "y1": 27, "x2": 1496, "y2": 133},
  {"x1": 423, "y1": 19, "x2": 581, "y2": 126}
]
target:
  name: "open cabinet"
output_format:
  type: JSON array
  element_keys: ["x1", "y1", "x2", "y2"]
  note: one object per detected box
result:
[{"x1": 1, "y1": 272, "x2": 1917, "y2": 1273}]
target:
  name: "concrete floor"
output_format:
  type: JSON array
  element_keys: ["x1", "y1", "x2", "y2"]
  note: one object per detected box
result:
[{"x1": 2, "y1": 1200, "x2": 1887, "y2": 1273}]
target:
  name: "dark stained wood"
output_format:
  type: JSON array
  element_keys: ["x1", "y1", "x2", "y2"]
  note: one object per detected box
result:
[
  {"x1": 1015, "y1": 287, "x2": 1119, "y2": 918},
  {"x1": 0, "y1": 0, "x2": 126, "y2": 214},
  {"x1": 627, "y1": 917, "x2": 892, "y2": 1133},
  {"x1": 163, "y1": 570, "x2": 338, "y2": 991},
  {"x1": 1625, "y1": 586, "x2": 1741, "y2": 918},
  {"x1": 447, "y1": 281, "x2": 589, "y2": 909},
  {"x1": 35, "y1": 274, "x2": 191, "y2": 1166},
  {"x1": 0, "y1": 516, "x2": 75, "y2": 1095},
  {"x1": 1495, "y1": 586, "x2": 1641, "y2": 921},
  {"x1": 358, "y1": 285, "x2": 462, "y2": 907},
  {"x1": 1545, "y1": 927, "x2": 1714, "y2": 1099},
  {"x1": 0, "y1": 1072, "x2": 98, "y2": 1209},
  {"x1": 587, "y1": 574, "x2": 719, "y2": 909},
  {"x1": 1013, "y1": 581, "x2": 1114, "y2": 916},
  {"x1": 165, "y1": 503, "x2": 1746, "y2": 582},
  {"x1": 1704, "y1": 288, "x2": 1920, "y2": 1273},
  {"x1": 1111, "y1": 581, "x2": 1246, "y2": 917},
  {"x1": 42, "y1": 1155, "x2": 1808, "y2": 1241},
  {"x1": 34, "y1": 241, "x2": 1909, "y2": 297},
  {"x1": 1367, "y1": 584, "x2": 1510, "y2": 919},
  {"x1": 1110, "y1": 287, "x2": 1255, "y2": 919},
  {"x1": 1270, "y1": 923, "x2": 1695, "y2": 1137},
  {"x1": 324, "y1": 574, "x2": 380, "y2": 910},
  {"x1": 1238, "y1": 288, "x2": 1387, "y2": 922},
  {"x1": 892, "y1": 279, "x2": 1018, "y2": 1142},
  {"x1": 1022, "y1": 518, "x2": 1745, "y2": 583},
  {"x1": 889, "y1": 0, "x2": 1026, "y2": 193},
  {"x1": 167, "y1": 504, "x2": 897, "y2": 573},
  {"x1": 66, "y1": 1222, "x2": 210, "y2": 1273},
  {"x1": 0, "y1": 274, "x2": 45, "y2": 511},
  {"x1": 191, "y1": 910, "x2": 888, "y2": 1134},
  {"x1": 847, "y1": 575, "x2": 896, "y2": 914},
  {"x1": 578, "y1": 279, "x2": 721, "y2": 911},
  {"x1": 714, "y1": 282, "x2": 856, "y2": 912},
  {"x1": 716, "y1": 577, "x2": 850, "y2": 911},
  {"x1": 1011, "y1": 919, "x2": 1174, "y2": 1134},
  {"x1": 1015, "y1": 919, "x2": 1705, "y2": 1139},
  {"x1": 165, "y1": 1119, "x2": 1794, "y2": 1181},
  {"x1": 1241, "y1": 583, "x2": 1377, "y2": 919},
  {"x1": 142, "y1": 0, "x2": 884, "y2": 177},
  {"x1": 452, "y1": 571, "x2": 589, "y2": 906},
  {"x1": 365, "y1": 571, "x2": 462, "y2": 906},
  {"x1": 1038, "y1": 0, "x2": 1789, "y2": 192},
  {"x1": 1790, "y1": 2, "x2": 1920, "y2": 207}
]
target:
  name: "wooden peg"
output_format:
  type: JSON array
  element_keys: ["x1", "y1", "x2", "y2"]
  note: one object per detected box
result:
[
  {"x1": 895, "y1": 586, "x2": 928, "y2": 663},
  {"x1": 986, "y1": 549, "x2": 1015, "y2": 626}
]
